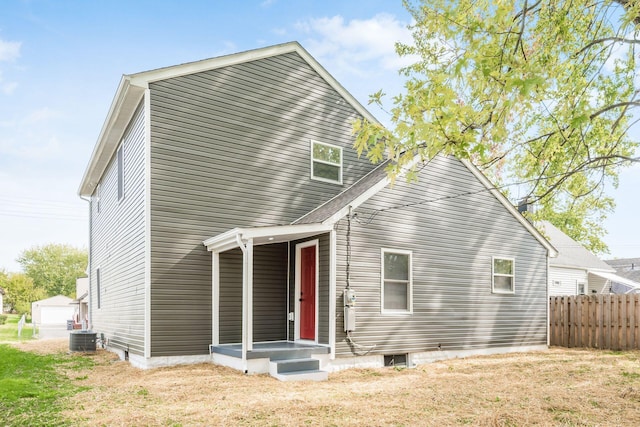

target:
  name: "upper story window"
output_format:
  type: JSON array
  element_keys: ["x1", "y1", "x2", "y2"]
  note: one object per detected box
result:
[
  {"x1": 311, "y1": 140, "x2": 342, "y2": 184},
  {"x1": 492, "y1": 257, "x2": 515, "y2": 294},
  {"x1": 117, "y1": 144, "x2": 125, "y2": 201},
  {"x1": 381, "y1": 249, "x2": 413, "y2": 313}
]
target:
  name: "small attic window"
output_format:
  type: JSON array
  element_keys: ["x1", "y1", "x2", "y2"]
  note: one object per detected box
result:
[{"x1": 311, "y1": 140, "x2": 342, "y2": 184}]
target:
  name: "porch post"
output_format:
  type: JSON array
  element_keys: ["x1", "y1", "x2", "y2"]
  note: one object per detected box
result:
[
  {"x1": 212, "y1": 251, "x2": 220, "y2": 346},
  {"x1": 247, "y1": 238, "x2": 254, "y2": 352},
  {"x1": 241, "y1": 237, "x2": 255, "y2": 368}
]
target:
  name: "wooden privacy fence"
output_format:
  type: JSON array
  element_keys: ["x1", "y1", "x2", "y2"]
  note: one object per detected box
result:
[{"x1": 549, "y1": 294, "x2": 640, "y2": 350}]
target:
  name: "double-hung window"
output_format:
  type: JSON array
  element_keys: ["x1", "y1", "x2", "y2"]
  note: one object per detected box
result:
[
  {"x1": 381, "y1": 249, "x2": 412, "y2": 313},
  {"x1": 492, "y1": 257, "x2": 515, "y2": 294},
  {"x1": 311, "y1": 140, "x2": 342, "y2": 184}
]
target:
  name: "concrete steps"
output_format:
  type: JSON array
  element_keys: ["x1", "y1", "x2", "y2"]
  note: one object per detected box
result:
[{"x1": 269, "y1": 357, "x2": 328, "y2": 382}]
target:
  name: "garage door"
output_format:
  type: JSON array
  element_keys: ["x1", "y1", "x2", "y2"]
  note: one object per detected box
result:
[{"x1": 41, "y1": 306, "x2": 74, "y2": 325}]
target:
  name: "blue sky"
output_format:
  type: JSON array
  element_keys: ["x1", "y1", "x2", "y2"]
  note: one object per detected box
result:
[{"x1": 0, "y1": 0, "x2": 638, "y2": 272}]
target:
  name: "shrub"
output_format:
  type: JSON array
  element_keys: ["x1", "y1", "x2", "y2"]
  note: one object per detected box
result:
[{"x1": 0, "y1": 315, "x2": 7, "y2": 325}]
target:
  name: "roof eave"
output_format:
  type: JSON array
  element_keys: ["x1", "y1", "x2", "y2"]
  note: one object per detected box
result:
[
  {"x1": 78, "y1": 76, "x2": 146, "y2": 197},
  {"x1": 78, "y1": 41, "x2": 379, "y2": 198}
]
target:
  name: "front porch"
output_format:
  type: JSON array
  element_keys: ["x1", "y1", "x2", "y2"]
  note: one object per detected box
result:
[
  {"x1": 203, "y1": 224, "x2": 337, "y2": 381},
  {"x1": 210, "y1": 341, "x2": 330, "y2": 381}
]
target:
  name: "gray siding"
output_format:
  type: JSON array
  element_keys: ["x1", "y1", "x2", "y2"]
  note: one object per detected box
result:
[
  {"x1": 218, "y1": 244, "x2": 288, "y2": 344},
  {"x1": 334, "y1": 156, "x2": 549, "y2": 356},
  {"x1": 253, "y1": 243, "x2": 288, "y2": 342},
  {"x1": 218, "y1": 248, "x2": 242, "y2": 344},
  {"x1": 149, "y1": 52, "x2": 376, "y2": 356},
  {"x1": 89, "y1": 102, "x2": 146, "y2": 355}
]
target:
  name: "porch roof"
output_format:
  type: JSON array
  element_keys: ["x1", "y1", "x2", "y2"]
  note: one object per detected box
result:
[{"x1": 203, "y1": 223, "x2": 333, "y2": 252}]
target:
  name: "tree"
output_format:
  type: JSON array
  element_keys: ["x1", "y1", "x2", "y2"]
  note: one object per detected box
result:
[
  {"x1": 17, "y1": 244, "x2": 88, "y2": 297},
  {"x1": 1, "y1": 272, "x2": 47, "y2": 315},
  {"x1": 354, "y1": 0, "x2": 640, "y2": 253}
]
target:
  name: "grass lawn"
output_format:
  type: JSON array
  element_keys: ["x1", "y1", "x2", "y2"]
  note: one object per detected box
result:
[
  {"x1": 0, "y1": 313, "x2": 35, "y2": 342},
  {"x1": 0, "y1": 343, "x2": 93, "y2": 426},
  {"x1": 2, "y1": 337, "x2": 640, "y2": 426}
]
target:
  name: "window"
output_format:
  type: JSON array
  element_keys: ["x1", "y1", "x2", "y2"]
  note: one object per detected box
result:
[
  {"x1": 95, "y1": 183, "x2": 101, "y2": 213},
  {"x1": 311, "y1": 140, "x2": 342, "y2": 184},
  {"x1": 492, "y1": 257, "x2": 515, "y2": 294},
  {"x1": 117, "y1": 144, "x2": 124, "y2": 201},
  {"x1": 384, "y1": 354, "x2": 408, "y2": 367},
  {"x1": 96, "y1": 268, "x2": 101, "y2": 309},
  {"x1": 381, "y1": 249, "x2": 412, "y2": 313},
  {"x1": 552, "y1": 280, "x2": 561, "y2": 287},
  {"x1": 577, "y1": 281, "x2": 586, "y2": 295}
]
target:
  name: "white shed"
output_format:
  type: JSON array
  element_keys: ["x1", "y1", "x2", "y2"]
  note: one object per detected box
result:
[{"x1": 32, "y1": 295, "x2": 74, "y2": 326}]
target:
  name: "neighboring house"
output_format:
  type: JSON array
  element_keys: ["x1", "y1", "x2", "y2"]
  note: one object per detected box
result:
[
  {"x1": 72, "y1": 277, "x2": 90, "y2": 329},
  {"x1": 78, "y1": 42, "x2": 557, "y2": 379},
  {"x1": 0, "y1": 287, "x2": 4, "y2": 313},
  {"x1": 604, "y1": 258, "x2": 640, "y2": 294},
  {"x1": 540, "y1": 221, "x2": 637, "y2": 295},
  {"x1": 32, "y1": 295, "x2": 75, "y2": 339}
]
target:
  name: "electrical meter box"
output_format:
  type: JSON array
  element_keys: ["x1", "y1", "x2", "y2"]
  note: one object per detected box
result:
[
  {"x1": 344, "y1": 289, "x2": 356, "y2": 307},
  {"x1": 343, "y1": 289, "x2": 356, "y2": 332}
]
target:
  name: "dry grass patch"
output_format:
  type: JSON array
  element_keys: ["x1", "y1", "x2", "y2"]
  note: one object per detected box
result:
[{"x1": 21, "y1": 340, "x2": 640, "y2": 426}]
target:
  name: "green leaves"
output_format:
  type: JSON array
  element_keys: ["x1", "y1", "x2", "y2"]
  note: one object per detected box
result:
[
  {"x1": 17, "y1": 244, "x2": 87, "y2": 298},
  {"x1": 353, "y1": 0, "x2": 640, "y2": 252}
]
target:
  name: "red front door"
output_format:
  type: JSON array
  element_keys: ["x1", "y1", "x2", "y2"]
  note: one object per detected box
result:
[{"x1": 299, "y1": 245, "x2": 316, "y2": 341}]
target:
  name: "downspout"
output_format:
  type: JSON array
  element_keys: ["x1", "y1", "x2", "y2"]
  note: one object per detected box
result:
[{"x1": 80, "y1": 195, "x2": 92, "y2": 330}]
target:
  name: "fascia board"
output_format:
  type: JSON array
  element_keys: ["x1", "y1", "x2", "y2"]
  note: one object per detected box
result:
[
  {"x1": 203, "y1": 224, "x2": 333, "y2": 253},
  {"x1": 78, "y1": 77, "x2": 145, "y2": 196},
  {"x1": 127, "y1": 41, "x2": 380, "y2": 126},
  {"x1": 79, "y1": 41, "x2": 380, "y2": 198},
  {"x1": 460, "y1": 159, "x2": 559, "y2": 258},
  {"x1": 240, "y1": 223, "x2": 333, "y2": 240}
]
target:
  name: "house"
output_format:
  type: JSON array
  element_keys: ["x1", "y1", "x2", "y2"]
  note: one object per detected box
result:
[
  {"x1": 540, "y1": 221, "x2": 638, "y2": 295},
  {"x1": 31, "y1": 295, "x2": 75, "y2": 339},
  {"x1": 71, "y1": 277, "x2": 90, "y2": 329},
  {"x1": 78, "y1": 42, "x2": 557, "y2": 379},
  {"x1": 0, "y1": 287, "x2": 4, "y2": 313},
  {"x1": 605, "y1": 258, "x2": 640, "y2": 294}
]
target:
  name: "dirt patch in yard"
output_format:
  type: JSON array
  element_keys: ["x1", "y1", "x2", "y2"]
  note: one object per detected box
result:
[{"x1": 19, "y1": 340, "x2": 640, "y2": 426}]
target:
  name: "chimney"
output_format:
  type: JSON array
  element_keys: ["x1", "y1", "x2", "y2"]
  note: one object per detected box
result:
[{"x1": 518, "y1": 198, "x2": 536, "y2": 215}]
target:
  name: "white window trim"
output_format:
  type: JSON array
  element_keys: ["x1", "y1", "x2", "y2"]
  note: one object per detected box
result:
[
  {"x1": 492, "y1": 256, "x2": 515, "y2": 294},
  {"x1": 577, "y1": 280, "x2": 587, "y2": 295},
  {"x1": 552, "y1": 279, "x2": 561, "y2": 287},
  {"x1": 310, "y1": 139, "x2": 343, "y2": 184},
  {"x1": 381, "y1": 248, "x2": 413, "y2": 314},
  {"x1": 117, "y1": 143, "x2": 125, "y2": 202}
]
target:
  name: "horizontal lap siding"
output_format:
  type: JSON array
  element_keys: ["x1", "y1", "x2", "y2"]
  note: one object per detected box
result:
[
  {"x1": 549, "y1": 267, "x2": 586, "y2": 296},
  {"x1": 253, "y1": 243, "x2": 288, "y2": 342},
  {"x1": 90, "y1": 102, "x2": 146, "y2": 356},
  {"x1": 149, "y1": 52, "x2": 376, "y2": 356},
  {"x1": 335, "y1": 156, "x2": 548, "y2": 356}
]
